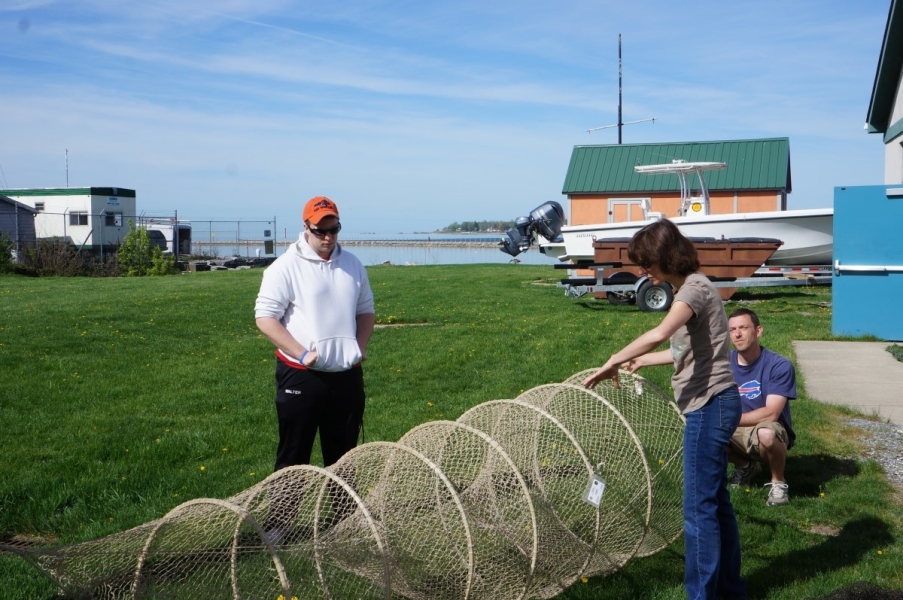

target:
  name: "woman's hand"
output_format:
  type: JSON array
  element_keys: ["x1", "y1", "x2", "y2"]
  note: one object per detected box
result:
[
  {"x1": 582, "y1": 362, "x2": 621, "y2": 390},
  {"x1": 622, "y1": 357, "x2": 644, "y2": 374}
]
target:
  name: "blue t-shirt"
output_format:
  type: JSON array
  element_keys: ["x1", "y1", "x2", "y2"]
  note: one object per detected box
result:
[{"x1": 730, "y1": 347, "x2": 797, "y2": 449}]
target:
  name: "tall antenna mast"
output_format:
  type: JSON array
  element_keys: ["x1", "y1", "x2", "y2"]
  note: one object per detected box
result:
[
  {"x1": 66, "y1": 149, "x2": 69, "y2": 187},
  {"x1": 586, "y1": 34, "x2": 656, "y2": 141},
  {"x1": 618, "y1": 33, "x2": 623, "y2": 144}
]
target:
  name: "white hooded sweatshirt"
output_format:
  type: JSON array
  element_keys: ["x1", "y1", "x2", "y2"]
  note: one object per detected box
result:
[{"x1": 255, "y1": 234, "x2": 374, "y2": 372}]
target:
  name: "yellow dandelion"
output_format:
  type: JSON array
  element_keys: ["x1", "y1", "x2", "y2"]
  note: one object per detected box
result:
[
  {"x1": 427, "y1": 402, "x2": 433, "y2": 407},
  {"x1": 819, "y1": 492, "x2": 825, "y2": 498},
  {"x1": 200, "y1": 465, "x2": 206, "y2": 472},
  {"x1": 581, "y1": 577, "x2": 589, "y2": 583},
  {"x1": 877, "y1": 550, "x2": 883, "y2": 555}
]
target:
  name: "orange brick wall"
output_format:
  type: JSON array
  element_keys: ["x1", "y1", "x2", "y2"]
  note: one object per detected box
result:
[
  {"x1": 569, "y1": 191, "x2": 786, "y2": 225},
  {"x1": 570, "y1": 195, "x2": 613, "y2": 224},
  {"x1": 738, "y1": 193, "x2": 783, "y2": 212}
]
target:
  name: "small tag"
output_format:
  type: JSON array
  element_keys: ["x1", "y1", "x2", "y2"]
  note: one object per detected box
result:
[{"x1": 583, "y1": 474, "x2": 606, "y2": 507}]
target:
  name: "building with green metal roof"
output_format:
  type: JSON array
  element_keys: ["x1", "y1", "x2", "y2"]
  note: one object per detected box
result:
[{"x1": 561, "y1": 138, "x2": 792, "y2": 226}]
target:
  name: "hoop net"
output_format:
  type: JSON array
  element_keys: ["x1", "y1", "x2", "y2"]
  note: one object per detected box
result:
[{"x1": 2, "y1": 370, "x2": 684, "y2": 599}]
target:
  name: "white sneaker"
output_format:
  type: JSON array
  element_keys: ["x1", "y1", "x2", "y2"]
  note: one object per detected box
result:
[{"x1": 765, "y1": 481, "x2": 789, "y2": 506}]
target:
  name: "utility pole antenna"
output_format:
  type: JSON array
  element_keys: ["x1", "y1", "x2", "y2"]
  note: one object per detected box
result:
[
  {"x1": 586, "y1": 35, "x2": 656, "y2": 142},
  {"x1": 66, "y1": 149, "x2": 69, "y2": 187},
  {"x1": 618, "y1": 33, "x2": 622, "y2": 144}
]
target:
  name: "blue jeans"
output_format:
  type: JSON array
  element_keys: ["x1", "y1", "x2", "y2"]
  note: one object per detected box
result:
[{"x1": 683, "y1": 386, "x2": 746, "y2": 600}]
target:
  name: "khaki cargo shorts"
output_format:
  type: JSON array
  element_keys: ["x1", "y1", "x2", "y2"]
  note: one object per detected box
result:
[{"x1": 729, "y1": 422, "x2": 789, "y2": 460}]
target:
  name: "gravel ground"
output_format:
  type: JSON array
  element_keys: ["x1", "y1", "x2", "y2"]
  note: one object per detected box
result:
[{"x1": 846, "y1": 417, "x2": 903, "y2": 490}]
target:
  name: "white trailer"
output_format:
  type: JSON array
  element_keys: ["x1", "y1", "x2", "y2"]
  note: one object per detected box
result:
[
  {"x1": 140, "y1": 217, "x2": 192, "y2": 256},
  {"x1": 0, "y1": 187, "x2": 137, "y2": 251}
]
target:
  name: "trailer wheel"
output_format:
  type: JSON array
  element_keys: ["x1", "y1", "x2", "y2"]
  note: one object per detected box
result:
[
  {"x1": 637, "y1": 280, "x2": 674, "y2": 312},
  {"x1": 606, "y1": 272, "x2": 638, "y2": 306}
]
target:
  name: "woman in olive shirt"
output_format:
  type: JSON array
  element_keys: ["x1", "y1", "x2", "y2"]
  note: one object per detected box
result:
[{"x1": 583, "y1": 219, "x2": 746, "y2": 600}]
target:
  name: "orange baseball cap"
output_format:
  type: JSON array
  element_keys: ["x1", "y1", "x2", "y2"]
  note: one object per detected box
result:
[{"x1": 303, "y1": 196, "x2": 339, "y2": 224}]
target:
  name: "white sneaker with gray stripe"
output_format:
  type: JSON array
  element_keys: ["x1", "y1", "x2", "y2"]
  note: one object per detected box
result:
[{"x1": 765, "y1": 481, "x2": 789, "y2": 506}]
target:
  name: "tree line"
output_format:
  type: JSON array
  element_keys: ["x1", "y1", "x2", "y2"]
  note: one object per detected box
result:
[{"x1": 438, "y1": 220, "x2": 517, "y2": 233}]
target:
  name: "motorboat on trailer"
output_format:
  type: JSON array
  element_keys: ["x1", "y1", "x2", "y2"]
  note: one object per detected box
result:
[{"x1": 506, "y1": 160, "x2": 833, "y2": 267}]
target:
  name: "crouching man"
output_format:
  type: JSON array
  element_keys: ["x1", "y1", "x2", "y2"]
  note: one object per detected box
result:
[{"x1": 727, "y1": 308, "x2": 796, "y2": 506}]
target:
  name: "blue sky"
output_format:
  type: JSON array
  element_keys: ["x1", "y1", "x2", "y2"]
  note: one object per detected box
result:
[{"x1": 0, "y1": 1, "x2": 891, "y2": 234}]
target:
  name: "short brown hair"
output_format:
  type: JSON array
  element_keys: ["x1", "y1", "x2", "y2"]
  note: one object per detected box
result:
[
  {"x1": 729, "y1": 307, "x2": 760, "y2": 328},
  {"x1": 627, "y1": 219, "x2": 700, "y2": 276}
]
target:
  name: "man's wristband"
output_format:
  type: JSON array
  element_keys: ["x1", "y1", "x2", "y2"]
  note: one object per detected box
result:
[{"x1": 298, "y1": 350, "x2": 309, "y2": 363}]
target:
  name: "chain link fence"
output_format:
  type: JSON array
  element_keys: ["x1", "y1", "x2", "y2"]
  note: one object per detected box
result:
[
  {"x1": 17, "y1": 210, "x2": 281, "y2": 261},
  {"x1": 187, "y1": 218, "x2": 280, "y2": 259}
]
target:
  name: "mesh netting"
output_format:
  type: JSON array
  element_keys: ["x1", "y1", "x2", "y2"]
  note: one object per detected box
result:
[
  {"x1": 1, "y1": 370, "x2": 684, "y2": 599},
  {"x1": 561, "y1": 370, "x2": 685, "y2": 556}
]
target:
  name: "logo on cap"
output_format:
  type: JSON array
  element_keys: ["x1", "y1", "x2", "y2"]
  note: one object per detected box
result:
[{"x1": 303, "y1": 196, "x2": 339, "y2": 223}]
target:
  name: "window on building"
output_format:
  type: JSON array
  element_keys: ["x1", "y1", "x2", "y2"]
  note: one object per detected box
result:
[
  {"x1": 69, "y1": 212, "x2": 88, "y2": 226},
  {"x1": 35, "y1": 202, "x2": 45, "y2": 212},
  {"x1": 105, "y1": 212, "x2": 123, "y2": 227}
]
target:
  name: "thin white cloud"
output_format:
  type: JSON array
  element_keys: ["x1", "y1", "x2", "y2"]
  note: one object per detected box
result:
[
  {"x1": 0, "y1": 1, "x2": 55, "y2": 10},
  {"x1": 0, "y1": 0, "x2": 890, "y2": 231}
]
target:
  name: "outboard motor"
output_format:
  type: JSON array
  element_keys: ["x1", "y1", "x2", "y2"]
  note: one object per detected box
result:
[
  {"x1": 499, "y1": 201, "x2": 565, "y2": 257},
  {"x1": 530, "y1": 201, "x2": 564, "y2": 241},
  {"x1": 499, "y1": 217, "x2": 532, "y2": 257}
]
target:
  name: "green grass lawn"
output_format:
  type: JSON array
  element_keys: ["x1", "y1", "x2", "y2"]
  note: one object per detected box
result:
[{"x1": 0, "y1": 265, "x2": 900, "y2": 599}]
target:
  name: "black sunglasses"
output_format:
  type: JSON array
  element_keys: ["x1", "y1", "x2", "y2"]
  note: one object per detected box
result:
[{"x1": 308, "y1": 222, "x2": 342, "y2": 237}]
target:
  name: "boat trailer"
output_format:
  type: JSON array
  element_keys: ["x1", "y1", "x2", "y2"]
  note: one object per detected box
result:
[{"x1": 556, "y1": 261, "x2": 832, "y2": 312}]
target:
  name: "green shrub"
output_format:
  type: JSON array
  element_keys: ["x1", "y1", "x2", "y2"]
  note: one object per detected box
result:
[
  {"x1": 148, "y1": 245, "x2": 177, "y2": 276},
  {"x1": 22, "y1": 238, "x2": 83, "y2": 276},
  {"x1": 117, "y1": 221, "x2": 152, "y2": 276},
  {"x1": 0, "y1": 233, "x2": 13, "y2": 272},
  {"x1": 117, "y1": 221, "x2": 174, "y2": 276},
  {"x1": 888, "y1": 344, "x2": 903, "y2": 363}
]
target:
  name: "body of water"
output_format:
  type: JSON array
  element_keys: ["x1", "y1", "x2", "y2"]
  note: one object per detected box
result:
[
  {"x1": 344, "y1": 244, "x2": 552, "y2": 266},
  {"x1": 192, "y1": 232, "x2": 557, "y2": 266}
]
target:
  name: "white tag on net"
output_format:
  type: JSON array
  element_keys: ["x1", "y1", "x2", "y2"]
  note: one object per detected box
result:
[{"x1": 583, "y1": 474, "x2": 606, "y2": 507}]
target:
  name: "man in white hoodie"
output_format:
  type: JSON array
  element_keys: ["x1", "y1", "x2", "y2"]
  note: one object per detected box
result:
[{"x1": 255, "y1": 196, "x2": 375, "y2": 471}]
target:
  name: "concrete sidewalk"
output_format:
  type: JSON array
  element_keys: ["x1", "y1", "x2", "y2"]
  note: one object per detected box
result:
[{"x1": 793, "y1": 341, "x2": 903, "y2": 426}]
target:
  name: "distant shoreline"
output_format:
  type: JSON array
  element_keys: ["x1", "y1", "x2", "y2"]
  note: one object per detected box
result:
[
  {"x1": 342, "y1": 239, "x2": 501, "y2": 248},
  {"x1": 194, "y1": 238, "x2": 503, "y2": 249}
]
